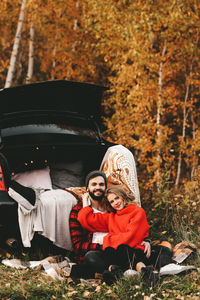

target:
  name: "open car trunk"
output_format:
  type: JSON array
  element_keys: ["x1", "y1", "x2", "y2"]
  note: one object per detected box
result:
[
  {"x1": 5, "y1": 143, "x2": 109, "y2": 189},
  {"x1": 0, "y1": 109, "x2": 112, "y2": 191},
  {"x1": 0, "y1": 115, "x2": 113, "y2": 238},
  {"x1": 0, "y1": 80, "x2": 113, "y2": 247},
  {"x1": 0, "y1": 135, "x2": 113, "y2": 255}
]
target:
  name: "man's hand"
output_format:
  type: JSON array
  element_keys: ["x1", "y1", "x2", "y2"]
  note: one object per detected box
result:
[
  {"x1": 141, "y1": 241, "x2": 151, "y2": 258},
  {"x1": 82, "y1": 193, "x2": 89, "y2": 207}
]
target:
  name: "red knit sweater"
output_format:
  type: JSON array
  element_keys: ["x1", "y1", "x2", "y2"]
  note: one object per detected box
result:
[{"x1": 78, "y1": 204, "x2": 149, "y2": 251}]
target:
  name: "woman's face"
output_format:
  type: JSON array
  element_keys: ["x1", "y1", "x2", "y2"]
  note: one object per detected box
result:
[{"x1": 107, "y1": 192, "x2": 125, "y2": 211}]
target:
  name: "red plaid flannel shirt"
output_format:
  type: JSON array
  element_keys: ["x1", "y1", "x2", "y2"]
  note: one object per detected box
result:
[{"x1": 69, "y1": 201, "x2": 102, "y2": 264}]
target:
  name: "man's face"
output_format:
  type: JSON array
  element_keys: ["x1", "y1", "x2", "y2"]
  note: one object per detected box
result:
[{"x1": 88, "y1": 176, "x2": 106, "y2": 201}]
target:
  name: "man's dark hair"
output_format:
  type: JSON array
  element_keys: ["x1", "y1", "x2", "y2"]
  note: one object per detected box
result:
[{"x1": 85, "y1": 170, "x2": 107, "y2": 189}]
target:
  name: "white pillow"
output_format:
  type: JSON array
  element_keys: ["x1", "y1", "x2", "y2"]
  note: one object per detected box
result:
[{"x1": 12, "y1": 166, "x2": 52, "y2": 190}]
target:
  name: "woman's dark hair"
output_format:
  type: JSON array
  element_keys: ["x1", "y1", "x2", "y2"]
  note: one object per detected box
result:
[{"x1": 103, "y1": 185, "x2": 136, "y2": 213}]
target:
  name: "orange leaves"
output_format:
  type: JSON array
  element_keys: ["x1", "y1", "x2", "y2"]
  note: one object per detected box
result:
[
  {"x1": 1, "y1": 0, "x2": 200, "y2": 190},
  {"x1": 100, "y1": 0, "x2": 200, "y2": 190}
]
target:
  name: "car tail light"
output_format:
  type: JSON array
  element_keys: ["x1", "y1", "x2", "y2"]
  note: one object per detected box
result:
[{"x1": 0, "y1": 164, "x2": 7, "y2": 191}]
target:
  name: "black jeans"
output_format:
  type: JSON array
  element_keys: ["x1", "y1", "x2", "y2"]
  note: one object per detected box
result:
[
  {"x1": 85, "y1": 245, "x2": 148, "y2": 272},
  {"x1": 70, "y1": 244, "x2": 173, "y2": 279},
  {"x1": 70, "y1": 245, "x2": 147, "y2": 278}
]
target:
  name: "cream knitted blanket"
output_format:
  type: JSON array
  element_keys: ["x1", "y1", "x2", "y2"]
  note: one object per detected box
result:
[{"x1": 100, "y1": 145, "x2": 141, "y2": 206}]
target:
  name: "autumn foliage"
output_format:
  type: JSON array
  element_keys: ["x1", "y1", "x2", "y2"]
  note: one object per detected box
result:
[{"x1": 0, "y1": 0, "x2": 200, "y2": 192}]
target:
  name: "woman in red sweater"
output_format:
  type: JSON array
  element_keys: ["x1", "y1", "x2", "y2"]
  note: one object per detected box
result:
[
  {"x1": 78, "y1": 185, "x2": 149, "y2": 251},
  {"x1": 77, "y1": 185, "x2": 161, "y2": 285}
]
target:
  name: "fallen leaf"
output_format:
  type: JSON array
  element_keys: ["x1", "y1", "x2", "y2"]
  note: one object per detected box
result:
[
  {"x1": 161, "y1": 231, "x2": 167, "y2": 235},
  {"x1": 95, "y1": 286, "x2": 101, "y2": 292},
  {"x1": 67, "y1": 291, "x2": 78, "y2": 296},
  {"x1": 66, "y1": 277, "x2": 74, "y2": 284},
  {"x1": 83, "y1": 291, "x2": 91, "y2": 297}
]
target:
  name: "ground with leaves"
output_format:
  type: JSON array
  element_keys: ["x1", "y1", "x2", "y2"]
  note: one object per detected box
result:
[
  {"x1": 0, "y1": 185, "x2": 199, "y2": 299},
  {"x1": 0, "y1": 260, "x2": 199, "y2": 299}
]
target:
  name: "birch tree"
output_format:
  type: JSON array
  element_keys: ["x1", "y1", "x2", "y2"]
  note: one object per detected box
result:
[
  {"x1": 26, "y1": 18, "x2": 34, "y2": 84},
  {"x1": 191, "y1": 113, "x2": 197, "y2": 180},
  {"x1": 156, "y1": 42, "x2": 167, "y2": 190},
  {"x1": 4, "y1": 0, "x2": 27, "y2": 88},
  {"x1": 175, "y1": 77, "x2": 190, "y2": 187}
]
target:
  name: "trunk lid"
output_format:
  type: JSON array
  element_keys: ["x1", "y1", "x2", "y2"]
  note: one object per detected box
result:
[{"x1": 0, "y1": 80, "x2": 108, "y2": 117}]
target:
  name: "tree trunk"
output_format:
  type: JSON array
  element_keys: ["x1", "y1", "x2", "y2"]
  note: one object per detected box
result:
[
  {"x1": 191, "y1": 112, "x2": 197, "y2": 180},
  {"x1": 72, "y1": 1, "x2": 80, "y2": 51},
  {"x1": 156, "y1": 42, "x2": 167, "y2": 191},
  {"x1": 26, "y1": 19, "x2": 34, "y2": 84},
  {"x1": 51, "y1": 8, "x2": 63, "y2": 79},
  {"x1": 175, "y1": 80, "x2": 190, "y2": 187},
  {"x1": 15, "y1": 50, "x2": 23, "y2": 83},
  {"x1": 190, "y1": 30, "x2": 199, "y2": 180},
  {"x1": 51, "y1": 43, "x2": 57, "y2": 80},
  {"x1": 4, "y1": 0, "x2": 26, "y2": 88}
]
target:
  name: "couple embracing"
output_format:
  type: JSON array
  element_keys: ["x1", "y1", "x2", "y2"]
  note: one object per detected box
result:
[{"x1": 69, "y1": 171, "x2": 172, "y2": 286}]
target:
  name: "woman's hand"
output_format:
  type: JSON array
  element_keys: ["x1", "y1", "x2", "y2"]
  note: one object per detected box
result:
[
  {"x1": 82, "y1": 193, "x2": 89, "y2": 207},
  {"x1": 96, "y1": 236, "x2": 104, "y2": 245},
  {"x1": 141, "y1": 241, "x2": 151, "y2": 258}
]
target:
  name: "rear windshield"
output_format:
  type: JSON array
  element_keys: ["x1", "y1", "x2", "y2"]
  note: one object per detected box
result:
[
  {"x1": 1, "y1": 114, "x2": 99, "y2": 139},
  {"x1": 2, "y1": 124, "x2": 97, "y2": 139}
]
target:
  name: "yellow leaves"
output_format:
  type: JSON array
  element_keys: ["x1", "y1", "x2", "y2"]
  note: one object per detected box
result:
[{"x1": 1, "y1": 0, "x2": 200, "y2": 191}]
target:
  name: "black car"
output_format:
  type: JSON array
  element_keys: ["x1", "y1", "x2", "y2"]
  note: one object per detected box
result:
[{"x1": 0, "y1": 80, "x2": 114, "y2": 249}]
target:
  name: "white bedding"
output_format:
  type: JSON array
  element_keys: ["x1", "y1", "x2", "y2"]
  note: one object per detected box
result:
[{"x1": 9, "y1": 188, "x2": 77, "y2": 250}]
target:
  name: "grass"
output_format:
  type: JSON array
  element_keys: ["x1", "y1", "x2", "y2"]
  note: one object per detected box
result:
[
  {"x1": 0, "y1": 263, "x2": 199, "y2": 299},
  {"x1": 0, "y1": 184, "x2": 199, "y2": 299}
]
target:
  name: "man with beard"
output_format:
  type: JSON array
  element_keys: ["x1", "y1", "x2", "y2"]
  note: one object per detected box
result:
[
  {"x1": 69, "y1": 171, "x2": 108, "y2": 267},
  {"x1": 69, "y1": 170, "x2": 151, "y2": 279}
]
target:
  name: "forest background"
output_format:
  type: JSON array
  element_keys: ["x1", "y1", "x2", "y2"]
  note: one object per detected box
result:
[
  {"x1": 1, "y1": 0, "x2": 200, "y2": 225},
  {"x1": 0, "y1": 1, "x2": 200, "y2": 298},
  {"x1": 1, "y1": 0, "x2": 200, "y2": 229}
]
